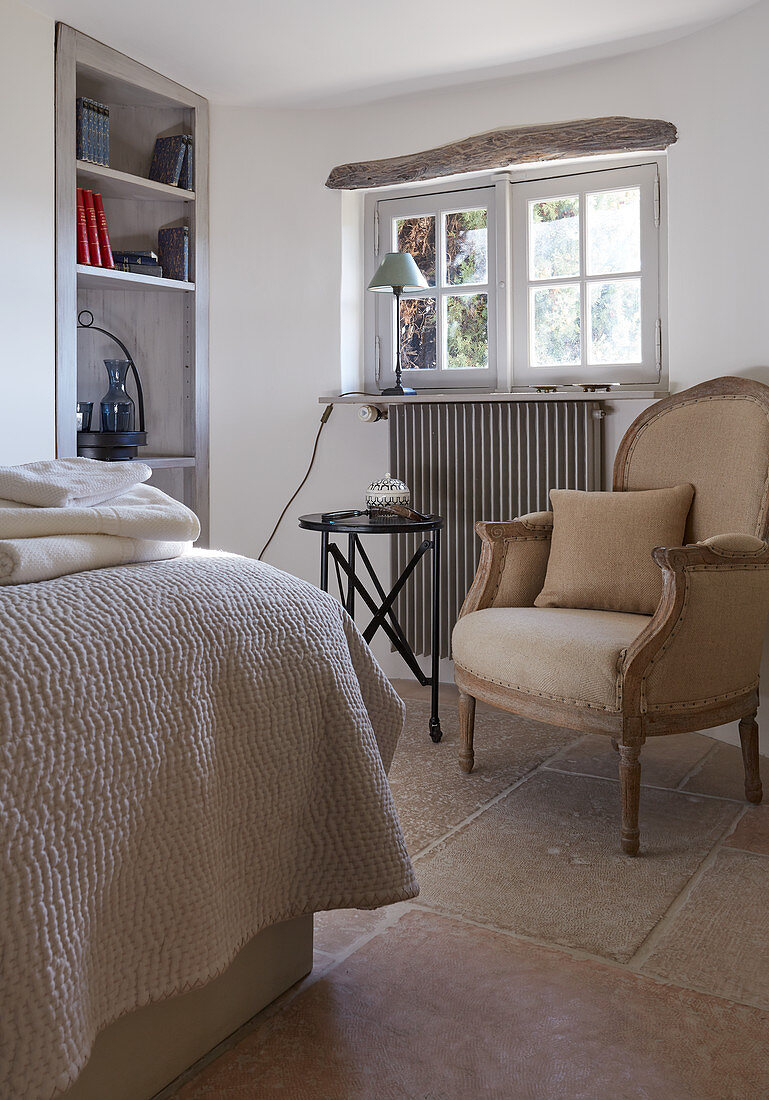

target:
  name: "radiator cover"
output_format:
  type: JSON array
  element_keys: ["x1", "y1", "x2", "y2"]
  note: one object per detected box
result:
[{"x1": 389, "y1": 400, "x2": 603, "y2": 659}]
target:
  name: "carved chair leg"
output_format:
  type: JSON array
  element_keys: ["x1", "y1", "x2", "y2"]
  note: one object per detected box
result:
[
  {"x1": 458, "y1": 693, "x2": 476, "y2": 774},
  {"x1": 618, "y1": 744, "x2": 642, "y2": 856},
  {"x1": 739, "y1": 712, "x2": 763, "y2": 804}
]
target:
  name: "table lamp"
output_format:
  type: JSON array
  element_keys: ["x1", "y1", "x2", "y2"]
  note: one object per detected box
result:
[{"x1": 367, "y1": 252, "x2": 428, "y2": 396}]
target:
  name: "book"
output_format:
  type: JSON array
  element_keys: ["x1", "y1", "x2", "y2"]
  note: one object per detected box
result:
[
  {"x1": 76, "y1": 97, "x2": 95, "y2": 162},
  {"x1": 77, "y1": 98, "x2": 110, "y2": 165},
  {"x1": 158, "y1": 226, "x2": 189, "y2": 281},
  {"x1": 113, "y1": 250, "x2": 160, "y2": 265},
  {"x1": 82, "y1": 189, "x2": 102, "y2": 266},
  {"x1": 76, "y1": 188, "x2": 90, "y2": 264},
  {"x1": 92, "y1": 193, "x2": 114, "y2": 268},
  {"x1": 96, "y1": 103, "x2": 104, "y2": 165},
  {"x1": 99, "y1": 103, "x2": 110, "y2": 166},
  {"x1": 148, "y1": 136, "x2": 187, "y2": 186},
  {"x1": 179, "y1": 135, "x2": 194, "y2": 190},
  {"x1": 76, "y1": 98, "x2": 85, "y2": 161},
  {"x1": 115, "y1": 261, "x2": 163, "y2": 277}
]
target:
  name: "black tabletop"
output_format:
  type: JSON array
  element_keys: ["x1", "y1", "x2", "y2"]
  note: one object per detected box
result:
[{"x1": 299, "y1": 511, "x2": 443, "y2": 534}]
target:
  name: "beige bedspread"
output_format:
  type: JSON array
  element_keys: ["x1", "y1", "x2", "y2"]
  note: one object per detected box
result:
[{"x1": 0, "y1": 551, "x2": 417, "y2": 1099}]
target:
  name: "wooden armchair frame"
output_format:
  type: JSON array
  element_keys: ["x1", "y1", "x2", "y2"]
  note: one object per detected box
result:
[{"x1": 454, "y1": 377, "x2": 769, "y2": 855}]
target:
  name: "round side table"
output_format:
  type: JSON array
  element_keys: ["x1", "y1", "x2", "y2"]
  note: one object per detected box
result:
[{"x1": 299, "y1": 511, "x2": 444, "y2": 742}]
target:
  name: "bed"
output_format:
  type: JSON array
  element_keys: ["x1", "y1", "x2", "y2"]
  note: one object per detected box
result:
[{"x1": 0, "y1": 550, "x2": 417, "y2": 1100}]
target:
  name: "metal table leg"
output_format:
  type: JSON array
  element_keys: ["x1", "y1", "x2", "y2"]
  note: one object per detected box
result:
[
  {"x1": 429, "y1": 528, "x2": 442, "y2": 742},
  {"x1": 346, "y1": 533, "x2": 356, "y2": 616},
  {"x1": 320, "y1": 530, "x2": 329, "y2": 591}
]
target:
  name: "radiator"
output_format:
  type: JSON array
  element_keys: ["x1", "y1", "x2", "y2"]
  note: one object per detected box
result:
[{"x1": 389, "y1": 400, "x2": 603, "y2": 659}]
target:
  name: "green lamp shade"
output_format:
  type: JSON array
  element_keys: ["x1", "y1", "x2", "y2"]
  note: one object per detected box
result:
[{"x1": 367, "y1": 252, "x2": 428, "y2": 292}]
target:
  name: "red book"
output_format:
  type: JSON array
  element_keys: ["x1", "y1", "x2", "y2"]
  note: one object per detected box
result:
[
  {"x1": 92, "y1": 192, "x2": 114, "y2": 269},
  {"x1": 82, "y1": 189, "x2": 102, "y2": 266},
  {"x1": 76, "y1": 188, "x2": 90, "y2": 264}
]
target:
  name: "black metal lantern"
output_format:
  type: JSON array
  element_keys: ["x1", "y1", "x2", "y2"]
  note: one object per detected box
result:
[{"x1": 76, "y1": 310, "x2": 148, "y2": 461}]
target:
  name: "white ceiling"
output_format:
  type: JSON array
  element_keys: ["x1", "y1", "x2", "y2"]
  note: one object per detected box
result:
[{"x1": 27, "y1": 0, "x2": 755, "y2": 106}]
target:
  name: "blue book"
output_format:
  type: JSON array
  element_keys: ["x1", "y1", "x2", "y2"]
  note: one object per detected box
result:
[
  {"x1": 113, "y1": 251, "x2": 160, "y2": 265},
  {"x1": 95, "y1": 102, "x2": 102, "y2": 164},
  {"x1": 75, "y1": 98, "x2": 85, "y2": 160},
  {"x1": 87, "y1": 99, "x2": 96, "y2": 162},
  {"x1": 149, "y1": 136, "x2": 187, "y2": 185},
  {"x1": 97, "y1": 103, "x2": 107, "y2": 165},
  {"x1": 179, "y1": 135, "x2": 194, "y2": 190},
  {"x1": 76, "y1": 97, "x2": 96, "y2": 162},
  {"x1": 158, "y1": 226, "x2": 189, "y2": 281}
]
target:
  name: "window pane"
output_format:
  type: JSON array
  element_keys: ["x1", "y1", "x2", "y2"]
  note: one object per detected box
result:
[
  {"x1": 530, "y1": 285, "x2": 580, "y2": 366},
  {"x1": 446, "y1": 294, "x2": 488, "y2": 370},
  {"x1": 588, "y1": 279, "x2": 641, "y2": 364},
  {"x1": 445, "y1": 209, "x2": 487, "y2": 285},
  {"x1": 587, "y1": 188, "x2": 640, "y2": 275},
  {"x1": 396, "y1": 216, "x2": 436, "y2": 286},
  {"x1": 529, "y1": 196, "x2": 579, "y2": 280},
  {"x1": 400, "y1": 297, "x2": 436, "y2": 370}
]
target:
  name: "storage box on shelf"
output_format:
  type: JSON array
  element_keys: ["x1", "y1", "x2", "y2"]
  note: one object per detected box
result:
[{"x1": 56, "y1": 24, "x2": 209, "y2": 542}]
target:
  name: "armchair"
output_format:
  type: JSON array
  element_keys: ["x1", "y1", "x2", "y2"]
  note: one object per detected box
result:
[{"x1": 453, "y1": 377, "x2": 769, "y2": 854}]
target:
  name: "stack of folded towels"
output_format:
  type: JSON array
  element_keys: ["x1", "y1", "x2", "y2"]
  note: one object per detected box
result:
[{"x1": 0, "y1": 457, "x2": 200, "y2": 586}]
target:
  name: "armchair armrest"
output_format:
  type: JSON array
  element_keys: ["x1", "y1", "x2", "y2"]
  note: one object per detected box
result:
[
  {"x1": 459, "y1": 511, "x2": 553, "y2": 617},
  {"x1": 621, "y1": 535, "x2": 769, "y2": 715}
]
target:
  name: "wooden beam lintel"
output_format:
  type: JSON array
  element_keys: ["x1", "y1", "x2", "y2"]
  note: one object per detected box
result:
[{"x1": 325, "y1": 116, "x2": 677, "y2": 190}]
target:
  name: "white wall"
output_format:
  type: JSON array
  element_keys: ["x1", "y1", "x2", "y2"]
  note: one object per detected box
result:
[
  {"x1": 0, "y1": 1, "x2": 56, "y2": 463},
  {"x1": 209, "y1": 0, "x2": 769, "y2": 746}
]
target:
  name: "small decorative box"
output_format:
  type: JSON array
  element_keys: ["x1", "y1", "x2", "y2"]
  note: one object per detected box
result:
[{"x1": 366, "y1": 473, "x2": 410, "y2": 512}]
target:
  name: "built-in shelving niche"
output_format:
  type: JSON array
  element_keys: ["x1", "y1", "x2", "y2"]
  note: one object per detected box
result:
[{"x1": 55, "y1": 24, "x2": 209, "y2": 542}]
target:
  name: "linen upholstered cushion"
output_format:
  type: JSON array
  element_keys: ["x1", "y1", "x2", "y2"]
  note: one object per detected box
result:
[
  {"x1": 616, "y1": 390, "x2": 769, "y2": 543},
  {"x1": 452, "y1": 606, "x2": 650, "y2": 711},
  {"x1": 534, "y1": 485, "x2": 694, "y2": 616}
]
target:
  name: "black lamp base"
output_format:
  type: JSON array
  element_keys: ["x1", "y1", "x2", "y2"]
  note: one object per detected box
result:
[
  {"x1": 77, "y1": 431, "x2": 147, "y2": 461},
  {"x1": 381, "y1": 384, "x2": 416, "y2": 396}
]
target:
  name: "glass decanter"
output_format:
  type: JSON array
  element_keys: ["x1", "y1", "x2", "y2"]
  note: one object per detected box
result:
[{"x1": 100, "y1": 359, "x2": 135, "y2": 432}]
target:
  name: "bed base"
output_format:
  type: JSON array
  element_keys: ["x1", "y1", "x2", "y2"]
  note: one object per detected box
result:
[{"x1": 62, "y1": 915, "x2": 313, "y2": 1100}]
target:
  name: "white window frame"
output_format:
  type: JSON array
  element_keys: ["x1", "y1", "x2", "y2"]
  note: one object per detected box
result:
[
  {"x1": 363, "y1": 154, "x2": 667, "y2": 393},
  {"x1": 371, "y1": 186, "x2": 499, "y2": 391},
  {"x1": 511, "y1": 163, "x2": 661, "y2": 386}
]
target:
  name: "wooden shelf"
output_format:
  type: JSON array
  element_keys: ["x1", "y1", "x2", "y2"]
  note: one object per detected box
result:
[
  {"x1": 77, "y1": 160, "x2": 195, "y2": 202},
  {"x1": 76, "y1": 264, "x2": 195, "y2": 292},
  {"x1": 143, "y1": 456, "x2": 196, "y2": 469}
]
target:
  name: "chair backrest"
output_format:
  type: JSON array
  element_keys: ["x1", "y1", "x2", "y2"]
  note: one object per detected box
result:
[{"x1": 613, "y1": 376, "x2": 769, "y2": 544}]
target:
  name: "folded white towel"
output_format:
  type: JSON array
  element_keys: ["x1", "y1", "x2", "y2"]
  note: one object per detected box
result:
[
  {"x1": 0, "y1": 534, "x2": 189, "y2": 586},
  {"x1": 0, "y1": 484, "x2": 200, "y2": 542},
  {"x1": 0, "y1": 457, "x2": 152, "y2": 508}
]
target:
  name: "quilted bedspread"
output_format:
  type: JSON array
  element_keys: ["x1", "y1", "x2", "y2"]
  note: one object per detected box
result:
[{"x1": 0, "y1": 551, "x2": 417, "y2": 1099}]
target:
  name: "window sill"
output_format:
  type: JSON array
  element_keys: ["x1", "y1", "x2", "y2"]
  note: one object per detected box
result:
[{"x1": 320, "y1": 389, "x2": 668, "y2": 405}]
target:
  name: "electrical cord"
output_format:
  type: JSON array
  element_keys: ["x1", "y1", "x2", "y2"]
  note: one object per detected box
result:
[{"x1": 257, "y1": 404, "x2": 334, "y2": 561}]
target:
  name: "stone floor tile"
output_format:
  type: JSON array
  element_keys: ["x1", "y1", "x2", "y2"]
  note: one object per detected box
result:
[
  {"x1": 388, "y1": 699, "x2": 578, "y2": 855},
  {"x1": 313, "y1": 904, "x2": 408, "y2": 959},
  {"x1": 641, "y1": 849, "x2": 769, "y2": 1008},
  {"x1": 173, "y1": 909, "x2": 769, "y2": 1100},
  {"x1": 546, "y1": 731, "x2": 713, "y2": 788},
  {"x1": 682, "y1": 741, "x2": 758, "y2": 801},
  {"x1": 723, "y1": 806, "x2": 769, "y2": 855},
  {"x1": 414, "y1": 770, "x2": 740, "y2": 962}
]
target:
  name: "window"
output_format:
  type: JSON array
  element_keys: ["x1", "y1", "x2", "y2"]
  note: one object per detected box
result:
[
  {"x1": 512, "y1": 164, "x2": 660, "y2": 386},
  {"x1": 367, "y1": 161, "x2": 663, "y2": 391},
  {"x1": 372, "y1": 187, "x2": 497, "y2": 390}
]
